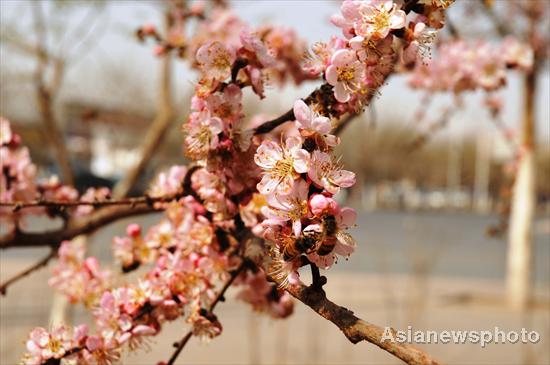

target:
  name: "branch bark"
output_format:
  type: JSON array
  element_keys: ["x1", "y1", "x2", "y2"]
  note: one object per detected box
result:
[
  {"x1": 280, "y1": 279, "x2": 442, "y2": 365},
  {"x1": 0, "y1": 249, "x2": 56, "y2": 295},
  {"x1": 166, "y1": 262, "x2": 245, "y2": 365},
  {"x1": 0, "y1": 202, "x2": 158, "y2": 249}
]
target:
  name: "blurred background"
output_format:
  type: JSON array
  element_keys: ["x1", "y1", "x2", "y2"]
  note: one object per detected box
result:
[{"x1": 1, "y1": 1, "x2": 549, "y2": 364}]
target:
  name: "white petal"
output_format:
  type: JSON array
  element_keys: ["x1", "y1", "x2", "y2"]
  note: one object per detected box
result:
[
  {"x1": 293, "y1": 99, "x2": 313, "y2": 125},
  {"x1": 334, "y1": 83, "x2": 351, "y2": 103},
  {"x1": 292, "y1": 149, "x2": 310, "y2": 173}
]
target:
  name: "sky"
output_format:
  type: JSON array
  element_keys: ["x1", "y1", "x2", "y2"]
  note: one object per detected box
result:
[{"x1": 0, "y1": 0, "x2": 548, "y2": 147}]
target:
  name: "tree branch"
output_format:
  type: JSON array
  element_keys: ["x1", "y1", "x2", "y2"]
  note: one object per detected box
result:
[
  {"x1": 0, "y1": 248, "x2": 56, "y2": 295},
  {"x1": 0, "y1": 194, "x2": 180, "y2": 211},
  {"x1": 0, "y1": 167, "x2": 199, "y2": 250},
  {"x1": 166, "y1": 261, "x2": 246, "y2": 365},
  {"x1": 0, "y1": 204, "x2": 158, "y2": 250},
  {"x1": 253, "y1": 87, "x2": 323, "y2": 135},
  {"x1": 279, "y1": 277, "x2": 442, "y2": 365}
]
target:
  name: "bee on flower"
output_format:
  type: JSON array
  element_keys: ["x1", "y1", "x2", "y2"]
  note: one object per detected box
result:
[
  {"x1": 262, "y1": 179, "x2": 310, "y2": 237},
  {"x1": 306, "y1": 195, "x2": 357, "y2": 269}
]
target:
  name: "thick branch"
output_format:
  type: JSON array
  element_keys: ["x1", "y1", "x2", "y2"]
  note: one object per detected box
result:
[
  {"x1": 0, "y1": 202, "x2": 159, "y2": 249},
  {"x1": 281, "y1": 279, "x2": 442, "y2": 365},
  {"x1": 0, "y1": 167, "x2": 198, "y2": 250}
]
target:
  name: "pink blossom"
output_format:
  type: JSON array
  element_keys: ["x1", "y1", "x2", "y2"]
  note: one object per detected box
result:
[
  {"x1": 325, "y1": 49, "x2": 364, "y2": 103},
  {"x1": 254, "y1": 137, "x2": 310, "y2": 195},
  {"x1": 149, "y1": 165, "x2": 188, "y2": 198},
  {"x1": 23, "y1": 326, "x2": 73, "y2": 363},
  {"x1": 354, "y1": 0, "x2": 405, "y2": 40},
  {"x1": 262, "y1": 179, "x2": 310, "y2": 236},
  {"x1": 183, "y1": 112, "x2": 224, "y2": 160},
  {"x1": 293, "y1": 99, "x2": 339, "y2": 149},
  {"x1": 308, "y1": 150, "x2": 356, "y2": 194},
  {"x1": 239, "y1": 30, "x2": 276, "y2": 68},
  {"x1": 501, "y1": 36, "x2": 534, "y2": 70},
  {"x1": 196, "y1": 41, "x2": 236, "y2": 81}
]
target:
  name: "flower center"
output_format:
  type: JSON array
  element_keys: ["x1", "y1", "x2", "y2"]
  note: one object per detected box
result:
[
  {"x1": 212, "y1": 51, "x2": 231, "y2": 70},
  {"x1": 370, "y1": 10, "x2": 391, "y2": 33},
  {"x1": 336, "y1": 66, "x2": 355, "y2": 83},
  {"x1": 47, "y1": 338, "x2": 63, "y2": 354},
  {"x1": 273, "y1": 156, "x2": 295, "y2": 178}
]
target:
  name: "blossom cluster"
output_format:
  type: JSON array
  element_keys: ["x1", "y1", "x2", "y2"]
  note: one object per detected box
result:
[
  {"x1": 0, "y1": 119, "x2": 112, "y2": 233},
  {"x1": 15, "y1": 1, "x2": 464, "y2": 363},
  {"x1": 253, "y1": 100, "x2": 357, "y2": 285},
  {"x1": 49, "y1": 240, "x2": 112, "y2": 307},
  {"x1": 25, "y1": 198, "x2": 232, "y2": 364},
  {"x1": 0, "y1": 118, "x2": 38, "y2": 231},
  {"x1": 409, "y1": 37, "x2": 534, "y2": 93}
]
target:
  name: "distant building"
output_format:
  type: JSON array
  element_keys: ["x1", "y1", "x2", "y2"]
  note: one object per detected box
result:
[{"x1": 64, "y1": 102, "x2": 153, "y2": 180}]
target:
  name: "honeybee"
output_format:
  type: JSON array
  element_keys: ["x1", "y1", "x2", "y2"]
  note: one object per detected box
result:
[
  {"x1": 316, "y1": 214, "x2": 356, "y2": 256},
  {"x1": 282, "y1": 230, "x2": 319, "y2": 261}
]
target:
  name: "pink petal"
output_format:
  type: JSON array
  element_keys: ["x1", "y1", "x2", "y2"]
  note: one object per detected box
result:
[
  {"x1": 390, "y1": 11, "x2": 406, "y2": 29},
  {"x1": 293, "y1": 99, "x2": 313, "y2": 124},
  {"x1": 311, "y1": 116, "x2": 332, "y2": 134},
  {"x1": 325, "y1": 65, "x2": 338, "y2": 85},
  {"x1": 292, "y1": 150, "x2": 310, "y2": 173},
  {"x1": 331, "y1": 49, "x2": 354, "y2": 66},
  {"x1": 331, "y1": 169, "x2": 356, "y2": 188},
  {"x1": 254, "y1": 141, "x2": 283, "y2": 169},
  {"x1": 257, "y1": 174, "x2": 279, "y2": 195},
  {"x1": 338, "y1": 207, "x2": 356, "y2": 228}
]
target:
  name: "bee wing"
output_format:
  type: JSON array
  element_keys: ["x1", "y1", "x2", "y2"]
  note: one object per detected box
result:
[{"x1": 335, "y1": 230, "x2": 356, "y2": 248}]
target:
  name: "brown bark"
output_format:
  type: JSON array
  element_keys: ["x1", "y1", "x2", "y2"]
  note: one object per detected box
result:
[{"x1": 277, "y1": 279, "x2": 443, "y2": 365}]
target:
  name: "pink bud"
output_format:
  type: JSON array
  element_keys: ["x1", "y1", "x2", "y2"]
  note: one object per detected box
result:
[
  {"x1": 153, "y1": 45, "x2": 166, "y2": 56},
  {"x1": 142, "y1": 23, "x2": 156, "y2": 35},
  {"x1": 83, "y1": 257, "x2": 100, "y2": 276},
  {"x1": 85, "y1": 336, "x2": 102, "y2": 352},
  {"x1": 126, "y1": 223, "x2": 141, "y2": 238},
  {"x1": 309, "y1": 194, "x2": 339, "y2": 216}
]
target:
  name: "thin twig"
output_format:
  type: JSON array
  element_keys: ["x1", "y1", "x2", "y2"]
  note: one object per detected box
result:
[
  {"x1": 166, "y1": 261, "x2": 246, "y2": 365},
  {"x1": 0, "y1": 249, "x2": 56, "y2": 295},
  {"x1": 0, "y1": 193, "x2": 181, "y2": 211},
  {"x1": 479, "y1": 0, "x2": 512, "y2": 37},
  {"x1": 406, "y1": 107, "x2": 456, "y2": 153}
]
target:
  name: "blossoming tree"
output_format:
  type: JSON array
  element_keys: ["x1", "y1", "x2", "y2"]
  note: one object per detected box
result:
[{"x1": 0, "y1": 0, "x2": 540, "y2": 364}]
